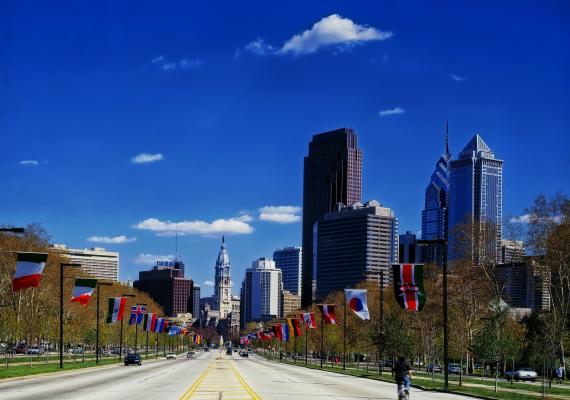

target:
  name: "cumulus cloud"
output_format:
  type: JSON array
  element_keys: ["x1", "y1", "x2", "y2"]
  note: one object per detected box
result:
[
  {"x1": 278, "y1": 14, "x2": 392, "y2": 55},
  {"x1": 151, "y1": 56, "x2": 203, "y2": 71},
  {"x1": 131, "y1": 153, "x2": 164, "y2": 164},
  {"x1": 133, "y1": 217, "x2": 254, "y2": 236},
  {"x1": 244, "y1": 38, "x2": 275, "y2": 55},
  {"x1": 202, "y1": 280, "x2": 215, "y2": 287},
  {"x1": 134, "y1": 253, "x2": 174, "y2": 265},
  {"x1": 87, "y1": 235, "x2": 136, "y2": 244},
  {"x1": 449, "y1": 74, "x2": 468, "y2": 82},
  {"x1": 379, "y1": 107, "x2": 406, "y2": 116},
  {"x1": 19, "y1": 160, "x2": 39, "y2": 166},
  {"x1": 258, "y1": 205, "x2": 301, "y2": 223},
  {"x1": 509, "y1": 214, "x2": 562, "y2": 224},
  {"x1": 237, "y1": 214, "x2": 254, "y2": 222}
]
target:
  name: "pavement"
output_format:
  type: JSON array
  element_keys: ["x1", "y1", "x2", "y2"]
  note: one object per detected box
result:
[{"x1": 0, "y1": 350, "x2": 477, "y2": 399}]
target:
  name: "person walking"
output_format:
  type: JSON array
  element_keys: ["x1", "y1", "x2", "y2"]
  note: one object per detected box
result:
[{"x1": 556, "y1": 364, "x2": 564, "y2": 384}]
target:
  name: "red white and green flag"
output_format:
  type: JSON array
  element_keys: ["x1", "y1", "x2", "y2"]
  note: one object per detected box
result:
[
  {"x1": 106, "y1": 297, "x2": 127, "y2": 323},
  {"x1": 70, "y1": 279, "x2": 97, "y2": 306},
  {"x1": 12, "y1": 252, "x2": 48, "y2": 291},
  {"x1": 392, "y1": 264, "x2": 426, "y2": 312}
]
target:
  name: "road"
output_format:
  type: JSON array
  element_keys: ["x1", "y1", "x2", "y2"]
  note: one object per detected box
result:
[{"x1": 0, "y1": 350, "x2": 476, "y2": 399}]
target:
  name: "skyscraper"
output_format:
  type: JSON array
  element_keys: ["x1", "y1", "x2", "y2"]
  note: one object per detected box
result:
[
  {"x1": 302, "y1": 128, "x2": 362, "y2": 307},
  {"x1": 273, "y1": 247, "x2": 302, "y2": 295},
  {"x1": 399, "y1": 231, "x2": 422, "y2": 263},
  {"x1": 213, "y1": 237, "x2": 233, "y2": 319},
  {"x1": 314, "y1": 200, "x2": 398, "y2": 301},
  {"x1": 421, "y1": 124, "x2": 452, "y2": 266},
  {"x1": 240, "y1": 258, "x2": 282, "y2": 324},
  {"x1": 448, "y1": 134, "x2": 503, "y2": 264}
]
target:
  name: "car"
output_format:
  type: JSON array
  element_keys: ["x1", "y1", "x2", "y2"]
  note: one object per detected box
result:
[
  {"x1": 124, "y1": 353, "x2": 142, "y2": 366},
  {"x1": 187, "y1": 351, "x2": 196, "y2": 359},
  {"x1": 507, "y1": 367, "x2": 538, "y2": 382},
  {"x1": 240, "y1": 351, "x2": 249, "y2": 358},
  {"x1": 448, "y1": 364, "x2": 463, "y2": 374},
  {"x1": 166, "y1": 352, "x2": 176, "y2": 359},
  {"x1": 226, "y1": 348, "x2": 233, "y2": 356},
  {"x1": 69, "y1": 348, "x2": 84, "y2": 355},
  {"x1": 428, "y1": 364, "x2": 442, "y2": 373},
  {"x1": 15, "y1": 344, "x2": 28, "y2": 354},
  {"x1": 27, "y1": 347, "x2": 45, "y2": 355}
]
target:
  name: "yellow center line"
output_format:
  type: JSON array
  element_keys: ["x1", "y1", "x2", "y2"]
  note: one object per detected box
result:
[
  {"x1": 229, "y1": 361, "x2": 262, "y2": 400},
  {"x1": 179, "y1": 359, "x2": 215, "y2": 400}
]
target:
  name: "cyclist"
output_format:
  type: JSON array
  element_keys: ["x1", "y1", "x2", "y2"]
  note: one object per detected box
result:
[{"x1": 393, "y1": 356, "x2": 412, "y2": 399}]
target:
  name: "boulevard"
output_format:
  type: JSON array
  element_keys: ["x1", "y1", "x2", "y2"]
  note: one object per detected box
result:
[{"x1": 0, "y1": 351, "x2": 474, "y2": 400}]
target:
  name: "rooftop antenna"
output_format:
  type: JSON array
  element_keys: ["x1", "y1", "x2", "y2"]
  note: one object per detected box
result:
[{"x1": 445, "y1": 120, "x2": 450, "y2": 154}]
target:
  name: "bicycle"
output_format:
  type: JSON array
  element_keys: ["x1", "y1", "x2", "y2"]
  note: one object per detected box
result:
[{"x1": 397, "y1": 383, "x2": 410, "y2": 400}]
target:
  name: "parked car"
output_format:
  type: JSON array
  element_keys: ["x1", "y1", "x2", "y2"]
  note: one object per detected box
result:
[
  {"x1": 428, "y1": 364, "x2": 442, "y2": 373},
  {"x1": 69, "y1": 348, "x2": 84, "y2": 354},
  {"x1": 27, "y1": 347, "x2": 45, "y2": 355},
  {"x1": 187, "y1": 351, "x2": 196, "y2": 359},
  {"x1": 448, "y1": 364, "x2": 463, "y2": 374},
  {"x1": 15, "y1": 344, "x2": 28, "y2": 354},
  {"x1": 226, "y1": 348, "x2": 233, "y2": 356},
  {"x1": 240, "y1": 351, "x2": 249, "y2": 358},
  {"x1": 166, "y1": 352, "x2": 176, "y2": 359},
  {"x1": 124, "y1": 353, "x2": 141, "y2": 366},
  {"x1": 506, "y1": 367, "x2": 538, "y2": 382}
]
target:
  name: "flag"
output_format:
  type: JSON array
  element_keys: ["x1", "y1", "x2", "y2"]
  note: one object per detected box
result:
[
  {"x1": 273, "y1": 325, "x2": 282, "y2": 341},
  {"x1": 163, "y1": 319, "x2": 170, "y2": 333},
  {"x1": 392, "y1": 264, "x2": 427, "y2": 312},
  {"x1": 129, "y1": 305, "x2": 146, "y2": 325},
  {"x1": 154, "y1": 318, "x2": 167, "y2": 333},
  {"x1": 169, "y1": 325, "x2": 181, "y2": 336},
  {"x1": 70, "y1": 278, "x2": 97, "y2": 306},
  {"x1": 136, "y1": 305, "x2": 146, "y2": 324},
  {"x1": 317, "y1": 304, "x2": 337, "y2": 324},
  {"x1": 345, "y1": 289, "x2": 370, "y2": 320},
  {"x1": 281, "y1": 323, "x2": 290, "y2": 342},
  {"x1": 287, "y1": 318, "x2": 295, "y2": 337},
  {"x1": 12, "y1": 252, "x2": 48, "y2": 291},
  {"x1": 106, "y1": 297, "x2": 127, "y2": 323},
  {"x1": 291, "y1": 318, "x2": 303, "y2": 336},
  {"x1": 300, "y1": 312, "x2": 316, "y2": 329},
  {"x1": 143, "y1": 313, "x2": 157, "y2": 332}
]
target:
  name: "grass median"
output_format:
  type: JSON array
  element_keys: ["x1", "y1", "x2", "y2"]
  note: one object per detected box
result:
[{"x1": 0, "y1": 358, "x2": 119, "y2": 379}]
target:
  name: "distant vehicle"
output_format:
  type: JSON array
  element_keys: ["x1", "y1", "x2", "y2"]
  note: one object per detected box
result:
[
  {"x1": 428, "y1": 364, "x2": 442, "y2": 373},
  {"x1": 166, "y1": 352, "x2": 177, "y2": 359},
  {"x1": 204, "y1": 347, "x2": 211, "y2": 352},
  {"x1": 506, "y1": 367, "x2": 537, "y2": 382},
  {"x1": 124, "y1": 353, "x2": 141, "y2": 366},
  {"x1": 226, "y1": 348, "x2": 233, "y2": 356},
  {"x1": 69, "y1": 348, "x2": 84, "y2": 354},
  {"x1": 27, "y1": 347, "x2": 45, "y2": 355},
  {"x1": 448, "y1": 364, "x2": 463, "y2": 374},
  {"x1": 15, "y1": 344, "x2": 28, "y2": 354},
  {"x1": 240, "y1": 351, "x2": 249, "y2": 358},
  {"x1": 187, "y1": 351, "x2": 196, "y2": 359}
]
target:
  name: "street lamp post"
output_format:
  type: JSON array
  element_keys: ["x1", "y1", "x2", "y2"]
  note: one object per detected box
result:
[
  {"x1": 134, "y1": 303, "x2": 147, "y2": 355},
  {"x1": 119, "y1": 294, "x2": 135, "y2": 361},
  {"x1": 60, "y1": 263, "x2": 81, "y2": 369},
  {"x1": 95, "y1": 282, "x2": 112, "y2": 364}
]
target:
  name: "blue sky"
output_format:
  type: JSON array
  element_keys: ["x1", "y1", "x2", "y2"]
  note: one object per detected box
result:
[{"x1": 2, "y1": 1, "x2": 569, "y2": 296}]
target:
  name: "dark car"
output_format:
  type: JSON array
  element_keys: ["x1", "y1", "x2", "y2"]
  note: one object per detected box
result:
[
  {"x1": 226, "y1": 348, "x2": 233, "y2": 356},
  {"x1": 240, "y1": 351, "x2": 249, "y2": 358},
  {"x1": 15, "y1": 344, "x2": 28, "y2": 354},
  {"x1": 124, "y1": 353, "x2": 142, "y2": 366}
]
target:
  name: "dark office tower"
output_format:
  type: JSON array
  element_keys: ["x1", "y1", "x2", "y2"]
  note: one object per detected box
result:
[
  {"x1": 301, "y1": 128, "x2": 362, "y2": 307},
  {"x1": 421, "y1": 124, "x2": 452, "y2": 267}
]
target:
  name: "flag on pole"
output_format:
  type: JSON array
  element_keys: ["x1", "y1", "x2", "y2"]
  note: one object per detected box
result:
[
  {"x1": 300, "y1": 312, "x2": 316, "y2": 329},
  {"x1": 12, "y1": 252, "x2": 48, "y2": 291},
  {"x1": 291, "y1": 318, "x2": 303, "y2": 336},
  {"x1": 392, "y1": 264, "x2": 427, "y2": 312},
  {"x1": 163, "y1": 320, "x2": 170, "y2": 333},
  {"x1": 70, "y1": 278, "x2": 97, "y2": 306},
  {"x1": 169, "y1": 325, "x2": 181, "y2": 336},
  {"x1": 281, "y1": 323, "x2": 290, "y2": 342},
  {"x1": 154, "y1": 318, "x2": 165, "y2": 333},
  {"x1": 317, "y1": 304, "x2": 337, "y2": 324},
  {"x1": 272, "y1": 325, "x2": 282, "y2": 341},
  {"x1": 345, "y1": 289, "x2": 370, "y2": 320},
  {"x1": 143, "y1": 313, "x2": 157, "y2": 332},
  {"x1": 106, "y1": 297, "x2": 127, "y2": 323},
  {"x1": 286, "y1": 318, "x2": 296, "y2": 337},
  {"x1": 129, "y1": 305, "x2": 146, "y2": 325}
]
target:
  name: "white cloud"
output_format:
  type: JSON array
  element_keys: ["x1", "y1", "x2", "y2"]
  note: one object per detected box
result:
[
  {"x1": 134, "y1": 253, "x2": 174, "y2": 265},
  {"x1": 133, "y1": 217, "x2": 254, "y2": 236},
  {"x1": 131, "y1": 153, "x2": 164, "y2": 164},
  {"x1": 151, "y1": 56, "x2": 165, "y2": 64},
  {"x1": 162, "y1": 62, "x2": 177, "y2": 71},
  {"x1": 379, "y1": 107, "x2": 406, "y2": 116},
  {"x1": 151, "y1": 55, "x2": 203, "y2": 71},
  {"x1": 180, "y1": 58, "x2": 204, "y2": 69},
  {"x1": 244, "y1": 38, "x2": 275, "y2": 55},
  {"x1": 202, "y1": 280, "x2": 215, "y2": 287},
  {"x1": 19, "y1": 160, "x2": 39, "y2": 166},
  {"x1": 237, "y1": 214, "x2": 254, "y2": 222},
  {"x1": 258, "y1": 205, "x2": 301, "y2": 224},
  {"x1": 87, "y1": 235, "x2": 136, "y2": 244},
  {"x1": 278, "y1": 14, "x2": 392, "y2": 55},
  {"x1": 449, "y1": 74, "x2": 468, "y2": 82},
  {"x1": 509, "y1": 213, "x2": 563, "y2": 224}
]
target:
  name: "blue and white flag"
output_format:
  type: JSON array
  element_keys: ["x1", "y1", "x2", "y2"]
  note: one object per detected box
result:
[
  {"x1": 345, "y1": 289, "x2": 370, "y2": 320},
  {"x1": 168, "y1": 325, "x2": 181, "y2": 336}
]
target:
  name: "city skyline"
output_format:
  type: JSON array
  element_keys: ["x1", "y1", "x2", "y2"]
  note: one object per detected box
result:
[{"x1": 3, "y1": 1, "x2": 569, "y2": 296}]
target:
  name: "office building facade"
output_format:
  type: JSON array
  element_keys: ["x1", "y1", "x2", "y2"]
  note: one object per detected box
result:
[
  {"x1": 314, "y1": 200, "x2": 398, "y2": 301},
  {"x1": 191, "y1": 284, "x2": 201, "y2": 318},
  {"x1": 399, "y1": 231, "x2": 422, "y2": 263},
  {"x1": 501, "y1": 240, "x2": 525, "y2": 264},
  {"x1": 448, "y1": 134, "x2": 503, "y2": 265},
  {"x1": 273, "y1": 247, "x2": 302, "y2": 295},
  {"x1": 241, "y1": 258, "x2": 282, "y2": 324},
  {"x1": 52, "y1": 244, "x2": 119, "y2": 281},
  {"x1": 495, "y1": 259, "x2": 550, "y2": 311},
  {"x1": 302, "y1": 128, "x2": 362, "y2": 307},
  {"x1": 421, "y1": 125, "x2": 452, "y2": 266},
  {"x1": 280, "y1": 290, "x2": 301, "y2": 318}
]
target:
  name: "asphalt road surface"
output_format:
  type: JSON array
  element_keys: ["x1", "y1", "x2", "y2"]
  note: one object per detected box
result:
[{"x1": 0, "y1": 350, "x2": 476, "y2": 399}]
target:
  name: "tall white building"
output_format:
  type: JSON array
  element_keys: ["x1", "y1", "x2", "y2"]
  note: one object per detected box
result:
[
  {"x1": 240, "y1": 257, "x2": 282, "y2": 325},
  {"x1": 213, "y1": 237, "x2": 233, "y2": 319},
  {"x1": 273, "y1": 247, "x2": 302, "y2": 295},
  {"x1": 52, "y1": 244, "x2": 119, "y2": 281}
]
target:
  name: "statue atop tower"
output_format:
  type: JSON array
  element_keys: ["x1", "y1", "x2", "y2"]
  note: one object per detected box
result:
[{"x1": 213, "y1": 236, "x2": 233, "y2": 318}]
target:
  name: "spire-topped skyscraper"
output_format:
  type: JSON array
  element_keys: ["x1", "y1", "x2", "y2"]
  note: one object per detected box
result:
[
  {"x1": 213, "y1": 236, "x2": 233, "y2": 318},
  {"x1": 421, "y1": 123, "x2": 452, "y2": 266}
]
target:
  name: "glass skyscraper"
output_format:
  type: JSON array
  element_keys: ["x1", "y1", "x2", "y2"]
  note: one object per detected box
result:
[
  {"x1": 421, "y1": 125, "x2": 452, "y2": 266},
  {"x1": 273, "y1": 247, "x2": 302, "y2": 295},
  {"x1": 448, "y1": 134, "x2": 503, "y2": 265}
]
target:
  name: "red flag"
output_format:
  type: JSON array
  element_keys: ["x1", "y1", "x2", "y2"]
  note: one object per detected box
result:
[
  {"x1": 318, "y1": 304, "x2": 337, "y2": 324},
  {"x1": 273, "y1": 325, "x2": 282, "y2": 341},
  {"x1": 300, "y1": 312, "x2": 316, "y2": 329}
]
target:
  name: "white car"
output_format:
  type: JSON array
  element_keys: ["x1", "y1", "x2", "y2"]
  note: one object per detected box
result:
[
  {"x1": 166, "y1": 352, "x2": 176, "y2": 359},
  {"x1": 507, "y1": 367, "x2": 538, "y2": 382}
]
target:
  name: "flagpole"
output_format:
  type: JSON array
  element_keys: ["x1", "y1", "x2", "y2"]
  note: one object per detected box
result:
[
  {"x1": 305, "y1": 322, "x2": 308, "y2": 366},
  {"x1": 146, "y1": 329, "x2": 149, "y2": 358},
  {"x1": 320, "y1": 310, "x2": 324, "y2": 368},
  {"x1": 96, "y1": 284, "x2": 100, "y2": 365},
  {"x1": 60, "y1": 263, "x2": 81, "y2": 369},
  {"x1": 135, "y1": 320, "x2": 138, "y2": 354},
  {"x1": 343, "y1": 296, "x2": 347, "y2": 371},
  {"x1": 120, "y1": 293, "x2": 135, "y2": 361},
  {"x1": 379, "y1": 270, "x2": 384, "y2": 376}
]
